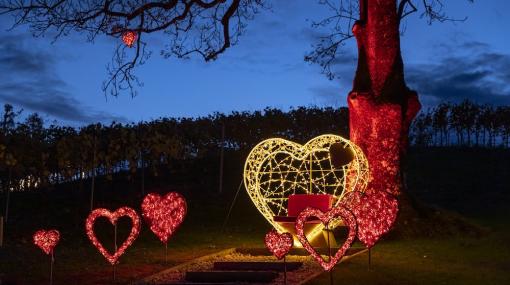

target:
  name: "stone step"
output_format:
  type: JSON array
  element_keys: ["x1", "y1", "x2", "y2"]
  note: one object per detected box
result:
[
  {"x1": 235, "y1": 247, "x2": 366, "y2": 256},
  {"x1": 213, "y1": 261, "x2": 302, "y2": 271},
  {"x1": 185, "y1": 271, "x2": 279, "y2": 283}
]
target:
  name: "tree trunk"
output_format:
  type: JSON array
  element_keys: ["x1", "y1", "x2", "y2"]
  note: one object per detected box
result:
[
  {"x1": 347, "y1": 1, "x2": 484, "y2": 238},
  {"x1": 4, "y1": 167, "x2": 12, "y2": 223},
  {"x1": 90, "y1": 134, "x2": 96, "y2": 211},
  {"x1": 349, "y1": 0, "x2": 420, "y2": 194},
  {"x1": 140, "y1": 150, "x2": 145, "y2": 196},
  {"x1": 348, "y1": 0, "x2": 421, "y2": 234}
]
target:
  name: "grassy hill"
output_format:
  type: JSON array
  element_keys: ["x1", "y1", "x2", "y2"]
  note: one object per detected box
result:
[{"x1": 0, "y1": 147, "x2": 509, "y2": 284}]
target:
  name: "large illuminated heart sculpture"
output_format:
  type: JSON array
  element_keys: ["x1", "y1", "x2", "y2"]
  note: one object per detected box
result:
[
  {"x1": 295, "y1": 206, "x2": 357, "y2": 271},
  {"x1": 244, "y1": 134, "x2": 369, "y2": 237},
  {"x1": 265, "y1": 229, "x2": 293, "y2": 260},
  {"x1": 33, "y1": 229, "x2": 60, "y2": 255},
  {"x1": 141, "y1": 192, "x2": 187, "y2": 244},
  {"x1": 85, "y1": 207, "x2": 141, "y2": 265}
]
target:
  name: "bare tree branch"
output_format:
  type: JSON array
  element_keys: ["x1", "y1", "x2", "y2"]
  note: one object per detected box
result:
[
  {"x1": 0, "y1": 0, "x2": 267, "y2": 97},
  {"x1": 397, "y1": 0, "x2": 417, "y2": 24},
  {"x1": 305, "y1": 0, "x2": 358, "y2": 79},
  {"x1": 420, "y1": 0, "x2": 470, "y2": 24},
  {"x1": 307, "y1": 0, "x2": 473, "y2": 80}
]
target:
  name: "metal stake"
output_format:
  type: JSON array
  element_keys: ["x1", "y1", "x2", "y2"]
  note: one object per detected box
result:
[
  {"x1": 283, "y1": 255, "x2": 287, "y2": 285},
  {"x1": 368, "y1": 247, "x2": 372, "y2": 271},
  {"x1": 0, "y1": 216, "x2": 3, "y2": 247},
  {"x1": 221, "y1": 179, "x2": 243, "y2": 231},
  {"x1": 165, "y1": 242, "x2": 168, "y2": 264},
  {"x1": 327, "y1": 225, "x2": 333, "y2": 285},
  {"x1": 112, "y1": 264, "x2": 116, "y2": 283},
  {"x1": 113, "y1": 223, "x2": 118, "y2": 283},
  {"x1": 50, "y1": 250, "x2": 54, "y2": 285},
  {"x1": 218, "y1": 123, "x2": 225, "y2": 194}
]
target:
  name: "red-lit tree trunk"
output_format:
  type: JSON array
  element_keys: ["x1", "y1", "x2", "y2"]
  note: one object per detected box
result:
[{"x1": 348, "y1": 0, "x2": 421, "y2": 228}]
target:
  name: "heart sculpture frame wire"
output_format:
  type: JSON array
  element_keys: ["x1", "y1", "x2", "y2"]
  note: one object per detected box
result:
[
  {"x1": 85, "y1": 207, "x2": 141, "y2": 265},
  {"x1": 33, "y1": 229, "x2": 60, "y2": 255},
  {"x1": 141, "y1": 192, "x2": 187, "y2": 244},
  {"x1": 265, "y1": 229, "x2": 293, "y2": 260},
  {"x1": 244, "y1": 134, "x2": 369, "y2": 240},
  {"x1": 295, "y1": 206, "x2": 357, "y2": 271}
]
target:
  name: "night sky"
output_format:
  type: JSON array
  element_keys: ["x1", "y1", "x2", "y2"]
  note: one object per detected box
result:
[{"x1": 0, "y1": 0, "x2": 509, "y2": 126}]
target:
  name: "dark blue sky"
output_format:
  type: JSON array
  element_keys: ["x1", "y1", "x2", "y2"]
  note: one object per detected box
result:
[{"x1": 1, "y1": 0, "x2": 509, "y2": 126}]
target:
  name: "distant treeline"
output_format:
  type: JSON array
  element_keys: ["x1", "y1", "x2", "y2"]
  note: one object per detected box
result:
[
  {"x1": 0, "y1": 100, "x2": 509, "y2": 191},
  {"x1": 411, "y1": 100, "x2": 510, "y2": 148}
]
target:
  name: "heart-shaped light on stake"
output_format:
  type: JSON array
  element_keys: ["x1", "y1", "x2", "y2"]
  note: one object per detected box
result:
[
  {"x1": 141, "y1": 192, "x2": 187, "y2": 244},
  {"x1": 244, "y1": 134, "x2": 369, "y2": 241},
  {"x1": 265, "y1": 229, "x2": 293, "y2": 260},
  {"x1": 33, "y1": 229, "x2": 60, "y2": 255},
  {"x1": 85, "y1": 207, "x2": 141, "y2": 265},
  {"x1": 342, "y1": 191, "x2": 399, "y2": 248},
  {"x1": 295, "y1": 206, "x2": 357, "y2": 271},
  {"x1": 33, "y1": 229, "x2": 60, "y2": 285}
]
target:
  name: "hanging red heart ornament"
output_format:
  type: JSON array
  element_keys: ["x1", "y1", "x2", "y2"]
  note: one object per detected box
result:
[
  {"x1": 264, "y1": 229, "x2": 293, "y2": 260},
  {"x1": 85, "y1": 207, "x2": 141, "y2": 265},
  {"x1": 33, "y1": 229, "x2": 60, "y2": 255},
  {"x1": 141, "y1": 192, "x2": 187, "y2": 244},
  {"x1": 352, "y1": 191, "x2": 399, "y2": 248},
  {"x1": 122, "y1": 30, "x2": 137, "y2": 47},
  {"x1": 295, "y1": 206, "x2": 357, "y2": 271}
]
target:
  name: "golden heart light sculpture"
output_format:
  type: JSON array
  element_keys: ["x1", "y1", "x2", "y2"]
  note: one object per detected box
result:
[{"x1": 244, "y1": 134, "x2": 369, "y2": 242}]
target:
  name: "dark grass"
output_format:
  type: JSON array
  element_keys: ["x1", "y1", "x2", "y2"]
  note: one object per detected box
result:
[
  {"x1": 310, "y1": 147, "x2": 510, "y2": 284},
  {"x1": 309, "y1": 228, "x2": 510, "y2": 285},
  {"x1": 1, "y1": 148, "x2": 509, "y2": 284}
]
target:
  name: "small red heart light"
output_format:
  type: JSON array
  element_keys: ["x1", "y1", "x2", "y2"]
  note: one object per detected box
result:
[
  {"x1": 85, "y1": 207, "x2": 141, "y2": 265},
  {"x1": 33, "y1": 229, "x2": 60, "y2": 255},
  {"x1": 353, "y1": 191, "x2": 398, "y2": 248},
  {"x1": 122, "y1": 30, "x2": 137, "y2": 47},
  {"x1": 295, "y1": 206, "x2": 357, "y2": 271},
  {"x1": 141, "y1": 192, "x2": 187, "y2": 244},
  {"x1": 265, "y1": 229, "x2": 293, "y2": 260}
]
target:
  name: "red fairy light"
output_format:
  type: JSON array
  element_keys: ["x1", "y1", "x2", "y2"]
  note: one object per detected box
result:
[
  {"x1": 33, "y1": 229, "x2": 60, "y2": 255},
  {"x1": 122, "y1": 30, "x2": 137, "y2": 47},
  {"x1": 85, "y1": 207, "x2": 141, "y2": 265},
  {"x1": 353, "y1": 191, "x2": 398, "y2": 248},
  {"x1": 264, "y1": 229, "x2": 293, "y2": 260},
  {"x1": 295, "y1": 206, "x2": 356, "y2": 271},
  {"x1": 141, "y1": 192, "x2": 187, "y2": 244},
  {"x1": 346, "y1": 93, "x2": 404, "y2": 248},
  {"x1": 341, "y1": 191, "x2": 398, "y2": 248}
]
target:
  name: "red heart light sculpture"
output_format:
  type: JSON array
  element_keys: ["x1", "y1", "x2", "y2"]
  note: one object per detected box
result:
[
  {"x1": 85, "y1": 207, "x2": 141, "y2": 265},
  {"x1": 341, "y1": 190, "x2": 399, "y2": 248},
  {"x1": 295, "y1": 206, "x2": 357, "y2": 271},
  {"x1": 141, "y1": 192, "x2": 187, "y2": 244},
  {"x1": 265, "y1": 229, "x2": 293, "y2": 260},
  {"x1": 33, "y1": 229, "x2": 60, "y2": 255}
]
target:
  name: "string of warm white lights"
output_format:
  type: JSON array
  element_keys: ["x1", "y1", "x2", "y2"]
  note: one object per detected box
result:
[{"x1": 244, "y1": 134, "x2": 369, "y2": 240}]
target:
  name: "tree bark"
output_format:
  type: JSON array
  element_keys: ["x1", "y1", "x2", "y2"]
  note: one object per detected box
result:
[
  {"x1": 347, "y1": 1, "x2": 485, "y2": 238},
  {"x1": 348, "y1": 0, "x2": 421, "y2": 234},
  {"x1": 349, "y1": 0, "x2": 420, "y2": 195}
]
